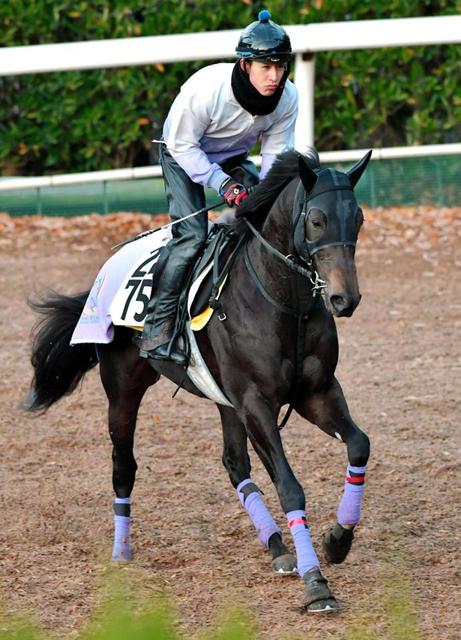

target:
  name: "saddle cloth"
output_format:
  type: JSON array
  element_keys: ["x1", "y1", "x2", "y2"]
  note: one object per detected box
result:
[{"x1": 71, "y1": 226, "x2": 232, "y2": 407}]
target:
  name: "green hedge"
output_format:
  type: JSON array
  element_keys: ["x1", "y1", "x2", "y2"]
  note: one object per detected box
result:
[{"x1": 0, "y1": 0, "x2": 460, "y2": 176}]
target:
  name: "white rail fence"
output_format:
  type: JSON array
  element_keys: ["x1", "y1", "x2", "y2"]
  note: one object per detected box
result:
[{"x1": 1, "y1": 143, "x2": 458, "y2": 215}]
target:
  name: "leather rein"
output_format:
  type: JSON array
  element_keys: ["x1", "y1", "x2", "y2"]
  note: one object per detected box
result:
[{"x1": 242, "y1": 181, "x2": 327, "y2": 315}]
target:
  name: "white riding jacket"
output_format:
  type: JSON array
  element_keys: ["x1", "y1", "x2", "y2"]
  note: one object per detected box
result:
[{"x1": 161, "y1": 63, "x2": 298, "y2": 192}]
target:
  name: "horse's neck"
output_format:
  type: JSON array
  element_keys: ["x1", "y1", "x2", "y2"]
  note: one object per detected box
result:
[
  {"x1": 246, "y1": 181, "x2": 308, "y2": 313},
  {"x1": 261, "y1": 188, "x2": 297, "y2": 256}
]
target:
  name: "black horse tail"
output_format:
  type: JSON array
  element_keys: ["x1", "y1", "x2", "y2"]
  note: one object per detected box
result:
[{"x1": 25, "y1": 290, "x2": 99, "y2": 413}]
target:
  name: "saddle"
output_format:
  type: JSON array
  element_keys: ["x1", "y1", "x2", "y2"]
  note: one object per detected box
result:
[
  {"x1": 175, "y1": 222, "x2": 242, "y2": 334},
  {"x1": 71, "y1": 222, "x2": 241, "y2": 405}
]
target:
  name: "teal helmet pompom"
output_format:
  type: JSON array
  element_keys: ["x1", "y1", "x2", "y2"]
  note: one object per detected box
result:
[{"x1": 258, "y1": 9, "x2": 271, "y2": 22}]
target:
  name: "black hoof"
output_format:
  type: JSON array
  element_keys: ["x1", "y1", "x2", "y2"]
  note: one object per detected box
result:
[
  {"x1": 322, "y1": 523, "x2": 354, "y2": 564},
  {"x1": 272, "y1": 553, "x2": 297, "y2": 575},
  {"x1": 306, "y1": 598, "x2": 339, "y2": 613},
  {"x1": 268, "y1": 532, "x2": 297, "y2": 575},
  {"x1": 303, "y1": 569, "x2": 339, "y2": 613}
]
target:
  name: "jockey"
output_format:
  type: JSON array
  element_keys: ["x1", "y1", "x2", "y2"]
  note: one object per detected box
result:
[{"x1": 137, "y1": 9, "x2": 298, "y2": 365}]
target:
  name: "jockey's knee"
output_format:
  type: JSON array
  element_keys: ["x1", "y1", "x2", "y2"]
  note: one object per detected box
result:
[
  {"x1": 183, "y1": 242, "x2": 204, "y2": 263},
  {"x1": 171, "y1": 231, "x2": 207, "y2": 263}
]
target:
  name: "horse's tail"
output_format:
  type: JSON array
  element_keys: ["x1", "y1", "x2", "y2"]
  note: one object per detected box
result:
[{"x1": 24, "y1": 290, "x2": 99, "y2": 413}]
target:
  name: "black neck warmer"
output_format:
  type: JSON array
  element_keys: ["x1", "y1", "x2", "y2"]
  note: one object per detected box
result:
[{"x1": 231, "y1": 61, "x2": 289, "y2": 116}]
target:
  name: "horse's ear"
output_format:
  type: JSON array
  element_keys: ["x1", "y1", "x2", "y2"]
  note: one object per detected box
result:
[
  {"x1": 347, "y1": 150, "x2": 372, "y2": 188},
  {"x1": 298, "y1": 155, "x2": 318, "y2": 193}
]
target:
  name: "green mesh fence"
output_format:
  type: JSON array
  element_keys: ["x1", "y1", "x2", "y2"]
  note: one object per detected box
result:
[
  {"x1": 348, "y1": 154, "x2": 460, "y2": 209},
  {"x1": 0, "y1": 177, "x2": 168, "y2": 217},
  {"x1": 1, "y1": 154, "x2": 459, "y2": 217}
]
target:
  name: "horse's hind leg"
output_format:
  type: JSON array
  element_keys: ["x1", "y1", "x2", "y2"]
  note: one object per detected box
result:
[
  {"x1": 218, "y1": 405, "x2": 296, "y2": 575},
  {"x1": 99, "y1": 337, "x2": 159, "y2": 560},
  {"x1": 295, "y1": 377, "x2": 370, "y2": 564}
]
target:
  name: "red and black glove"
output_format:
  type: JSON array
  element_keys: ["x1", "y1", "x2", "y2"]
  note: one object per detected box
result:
[{"x1": 219, "y1": 177, "x2": 249, "y2": 207}]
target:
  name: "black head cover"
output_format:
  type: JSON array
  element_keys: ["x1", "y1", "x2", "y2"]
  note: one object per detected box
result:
[{"x1": 295, "y1": 150, "x2": 372, "y2": 257}]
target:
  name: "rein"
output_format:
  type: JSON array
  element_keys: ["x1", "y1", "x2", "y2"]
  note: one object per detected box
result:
[
  {"x1": 244, "y1": 217, "x2": 314, "y2": 280},
  {"x1": 242, "y1": 178, "x2": 328, "y2": 298},
  {"x1": 243, "y1": 245, "x2": 303, "y2": 318}
]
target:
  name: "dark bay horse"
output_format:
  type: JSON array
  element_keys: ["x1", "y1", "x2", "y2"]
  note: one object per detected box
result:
[{"x1": 26, "y1": 149, "x2": 371, "y2": 613}]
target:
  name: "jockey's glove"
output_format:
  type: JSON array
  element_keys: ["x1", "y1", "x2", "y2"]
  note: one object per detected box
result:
[{"x1": 219, "y1": 177, "x2": 249, "y2": 207}]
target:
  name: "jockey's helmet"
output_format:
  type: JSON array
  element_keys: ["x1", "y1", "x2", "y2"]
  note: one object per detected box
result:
[{"x1": 236, "y1": 10, "x2": 292, "y2": 64}]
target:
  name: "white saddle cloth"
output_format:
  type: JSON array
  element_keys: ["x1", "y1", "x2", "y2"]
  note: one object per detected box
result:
[{"x1": 71, "y1": 229, "x2": 232, "y2": 407}]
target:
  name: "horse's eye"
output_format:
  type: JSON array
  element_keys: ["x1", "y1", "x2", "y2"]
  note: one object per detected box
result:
[{"x1": 305, "y1": 208, "x2": 326, "y2": 241}]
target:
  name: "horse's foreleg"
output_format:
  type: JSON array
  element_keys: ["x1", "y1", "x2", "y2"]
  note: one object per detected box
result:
[
  {"x1": 233, "y1": 397, "x2": 337, "y2": 611},
  {"x1": 218, "y1": 405, "x2": 296, "y2": 575},
  {"x1": 244, "y1": 414, "x2": 320, "y2": 577},
  {"x1": 100, "y1": 340, "x2": 159, "y2": 560},
  {"x1": 295, "y1": 376, "x2": 370, "y2": 564}
]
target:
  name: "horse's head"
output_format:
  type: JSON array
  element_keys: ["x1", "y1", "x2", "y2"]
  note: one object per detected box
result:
[{"x1": 294, "y1": 151, "x2": 372, "y2": 317}]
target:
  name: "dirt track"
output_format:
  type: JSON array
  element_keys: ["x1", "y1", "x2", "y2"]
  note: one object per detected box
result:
[{"x1": 0, "y1": 209, "x2": 460, "y2": 639}]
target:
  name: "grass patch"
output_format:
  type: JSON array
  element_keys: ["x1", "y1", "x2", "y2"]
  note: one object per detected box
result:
[{"x1": 0, "y1": 562, "x2": 424, "y2": 640}]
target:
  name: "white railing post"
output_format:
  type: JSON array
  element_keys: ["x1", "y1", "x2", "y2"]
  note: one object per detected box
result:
[{"x1": 294, "y1": 52, "x2": 316, "y2": 151}]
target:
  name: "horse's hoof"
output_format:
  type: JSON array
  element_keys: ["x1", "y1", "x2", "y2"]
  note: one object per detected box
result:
[
  {"x1": 305, "y1": 598, "x2": 340, "y2": 613},
  {"x1": 322, "y1": 523, "x2": 354, "y2": 564},
  {"x1": 303, "y1": 569, "x2": 340, "y2": 613},
  {"x1": 272, "y1": 553, "x2": 298, "y2": 575}
]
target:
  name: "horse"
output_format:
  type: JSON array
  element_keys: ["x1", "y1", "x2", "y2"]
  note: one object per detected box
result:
[{"x1": 25, "y1": 148, "x2": 372, "y2": 613}]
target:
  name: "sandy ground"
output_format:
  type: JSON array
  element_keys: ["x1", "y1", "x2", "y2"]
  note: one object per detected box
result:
[{"x1": 0, "y1": 208, "x2": 460, "y2": 639}]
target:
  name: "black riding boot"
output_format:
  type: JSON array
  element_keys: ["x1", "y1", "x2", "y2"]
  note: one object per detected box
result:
[{"x1": 137, "y1": 249, "x2": 193, "y2": 367}]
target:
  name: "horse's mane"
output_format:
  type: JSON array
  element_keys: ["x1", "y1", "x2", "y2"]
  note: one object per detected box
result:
[{"x1": 233, "y1": 148, "x2": 320, "y2": 235}]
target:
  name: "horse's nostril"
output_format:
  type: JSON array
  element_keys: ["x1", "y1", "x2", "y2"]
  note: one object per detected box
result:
[
  {"x1": 330, "y1": 293, "x2": 361, "y2": 317},
  {"x1": 330, "y1": 295, "x2": 347, "y2": 311}
]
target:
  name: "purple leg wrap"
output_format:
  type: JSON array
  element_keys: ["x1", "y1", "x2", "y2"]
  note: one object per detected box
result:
[
  {"x1": 337, "y1": 464, "x2": 367, "y2": 526},
  {"x1": 236, "y1": 479, "x2": 281, "y2": 548},
  {"x1": 286, "y1": 510, "x2": 320, "y2": 577},
  {"x1": 112, "y1": 497, "x2": 132, "y2": 561}
]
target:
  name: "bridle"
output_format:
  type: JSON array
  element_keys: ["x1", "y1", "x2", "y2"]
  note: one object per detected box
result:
[
  {"x1": 243, "y1": 166, "x2": 363, "y2": 299},
  {"x1": 242, "y1": 181, "x2": 327, "y2": 301},
  {"x1": 244, "y1": 174, "x2": 357, "y2": 298}
]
